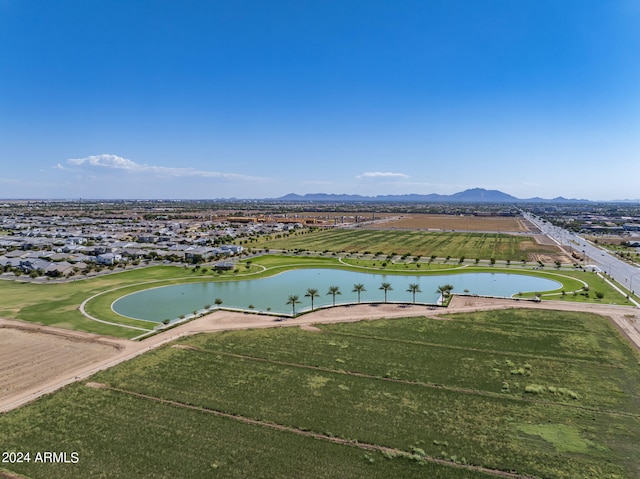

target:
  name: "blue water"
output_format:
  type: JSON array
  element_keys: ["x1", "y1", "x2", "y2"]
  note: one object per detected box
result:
[{"x1": 112, "y1": 268, "x2": 561, "y2": 321}]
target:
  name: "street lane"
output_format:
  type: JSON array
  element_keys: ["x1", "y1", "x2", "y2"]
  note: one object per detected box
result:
[{"x1": 523, "y1": 212, "x2": 640, "y2": 296}]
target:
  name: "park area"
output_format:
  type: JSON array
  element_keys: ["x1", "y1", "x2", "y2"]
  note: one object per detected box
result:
[
  {"x1": 0, "y1": 253, "x2": 636, "y2": 338},
  {"x1": 1, "y1": 308, "x2": 639, "y2": 479}
]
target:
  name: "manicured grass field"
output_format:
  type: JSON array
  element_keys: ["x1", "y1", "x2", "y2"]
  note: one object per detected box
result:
[
  {"x1": 257, "y1": 229, "x2": 560, "y2": 261},
  {"x1": 1, "y1": 309, "x2": 638, "y2": 478},
  {"x1": 0, "y1": 266, "x2": 206, "y2": 338},
  {"x1": 0, "y1": 255, "x2": 634, "y2": 337},
  {"x1": 0, "y1": 261, "x2": 280, "y2": 337},
  {"x1": 360, "y1": 214, "x2": 526, "y2": 232}
]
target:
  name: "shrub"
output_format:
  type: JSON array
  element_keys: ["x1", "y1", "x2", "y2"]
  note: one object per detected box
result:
[{"x1": 525, "y1": 384, "x2": 545, "y2": 394}]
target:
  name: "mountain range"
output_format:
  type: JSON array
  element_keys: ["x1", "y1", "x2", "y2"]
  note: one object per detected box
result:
[{"x1": 273, "y1": 188, "x2": 589, "y2": 203}]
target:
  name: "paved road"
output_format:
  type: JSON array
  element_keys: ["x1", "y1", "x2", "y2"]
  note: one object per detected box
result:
[{"x1": 523, "y1": 212, "x2": 640, "y2": 296}]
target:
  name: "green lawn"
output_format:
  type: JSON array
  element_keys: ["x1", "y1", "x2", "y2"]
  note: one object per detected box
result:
[
  {"x1": 256, "y1": 229, "x2": 560, "y2": 261},
  {"x1": 0, "y1": 255, "x2": 635, "y2": 337},
  {"x1": 0, "y1": 266, "x2": 236, "y2": 338},
  {"x1": 1, "y1": 309, "x2": 638, "y2": 478}
]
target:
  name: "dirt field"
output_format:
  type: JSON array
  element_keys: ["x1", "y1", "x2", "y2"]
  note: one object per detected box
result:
[
  {"x1": 0, "y1": 321, "x2": 125, "y2": 409},
  {"x1": 360, "y1": 214, "x2": 527, "y2": 232},
  {"x1": 528, "y1": 234, "x2": 572, "y2": 263}
]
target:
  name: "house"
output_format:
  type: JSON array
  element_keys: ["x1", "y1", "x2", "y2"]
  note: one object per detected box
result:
[
  {"x1": 214, "y1": 261, "x2": 235, "y2": 271},
  {"x1": 220, "y1": 244, "x2": 243, "y2": 254},
  {"x1": 0, "y1": 256, "x2": 22, "y2": 268},
  {"x1": 136, "y1": 234, "x2": 157, "y2": 243},
  {"x1": 19, "y1": 258, "x2": 53, "y2": 273},
  {"x1": 120, "y1": 247, "x2": 147, "y2": 259},
  {"x1": 96, "y1": 253, "x2": 122, "y2": 265},
  {"x1": 45, "y1": 261, "x2": 75, "y2": 277},
  {"x1": 4, "y1": 249, "x2": 26, "y2": 259},
  {"x1": 184, "y1": 247, "x2": 214, "y2": 262}
]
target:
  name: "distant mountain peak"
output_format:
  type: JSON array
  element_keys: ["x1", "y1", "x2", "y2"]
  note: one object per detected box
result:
[{"x1": 272, "y1": 188, "x2": 590, "y2": 203}]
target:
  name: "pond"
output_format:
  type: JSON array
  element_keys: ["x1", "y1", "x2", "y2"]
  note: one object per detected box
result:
[{"x1": 112, "y1": 268, "x2": 562, "y2": 322}]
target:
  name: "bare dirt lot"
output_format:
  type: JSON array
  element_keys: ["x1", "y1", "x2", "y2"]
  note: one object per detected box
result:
[
  {"x1": 528, "y1": 234, "x2": 573, "y2": 263},
  {"x1": 0, "y1": 320, "x2": 125, "y2": 410},
  {"x1": 360, "y1": 214, "x2": 527, "y2": 232}
]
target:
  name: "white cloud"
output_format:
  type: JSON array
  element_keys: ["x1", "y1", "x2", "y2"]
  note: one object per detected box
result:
[
  {"x1": 53, "y1": 163, "x2": 64, "y2": 170},
  {"x1": 68, "y1": 154, "x2": 137, "y2": 170},
  {"x1": 356, "y1": 171, "x2": 409, "y2": 179},
  {"x1": 66, "y1": 154, "x2": 265, "y2": 181}
]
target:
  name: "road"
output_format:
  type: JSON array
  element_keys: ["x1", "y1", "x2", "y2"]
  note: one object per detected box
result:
[{"x1": 523, "y1": 212, "x2": 640, "y2": 297}]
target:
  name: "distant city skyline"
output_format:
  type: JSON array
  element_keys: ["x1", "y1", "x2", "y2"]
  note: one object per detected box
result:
[{"x1": 1, "y1": 1, "x2": 639, "y2": 201}]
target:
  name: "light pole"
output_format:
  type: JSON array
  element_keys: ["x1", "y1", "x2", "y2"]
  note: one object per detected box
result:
[{"x1": 604, "y1": 261, "x2": 613, "y2": 277}]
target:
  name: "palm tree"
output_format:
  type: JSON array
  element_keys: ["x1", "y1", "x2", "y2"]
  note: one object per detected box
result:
[
  {"x1": 286, "y1": 294, "x2": 301, "y2": 316},
  {"x1": 407, "y1": 283, "x2": 421, "y2": 303},
  {"x1": 305, "y1": 288, "x2": 319, "y2": 310},
  {"x1": 352, "y1": 283, "x2": 366, "y2": 303},
  {"x1": 379, "y1": 282, "x2": 393, "y2": 303},
  {"x1": 326, "y1": 285, "x2": 341, "y2": 306},
  {"x1": 436, "y1": 284, "x2": 454, "y2": 299}
]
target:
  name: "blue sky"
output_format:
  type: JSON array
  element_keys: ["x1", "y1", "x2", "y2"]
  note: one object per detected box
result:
[{"x1": 1, "y1": 1, "x2": 639, "y2": 200}]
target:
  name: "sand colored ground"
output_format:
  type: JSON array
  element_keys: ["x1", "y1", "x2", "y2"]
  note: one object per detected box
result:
[
  {"x1": 0, "y1": 328, "x2": 121, "y2": 401},
  {"x1": 1, "y1": 298, "x2": 638, "y2": 413}
]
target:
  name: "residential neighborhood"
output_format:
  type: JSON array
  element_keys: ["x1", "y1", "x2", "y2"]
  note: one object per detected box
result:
[{"x1": 0, "y1": 202, "x2": 305, "y2": 280}]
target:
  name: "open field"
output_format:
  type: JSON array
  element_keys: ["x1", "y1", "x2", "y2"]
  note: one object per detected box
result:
[
  {"x1": 1, "y1": 308, "x2": 639, "y2": 478},
  {"x1": 359, "y1": 214, "x2": 527, "y2": 232},
  {"x1": 257, "y1": 229, "x2": 562, "y2": 262},
  {"x1": 0, "y1": 324, "x2": 122, "y2": 405}
]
